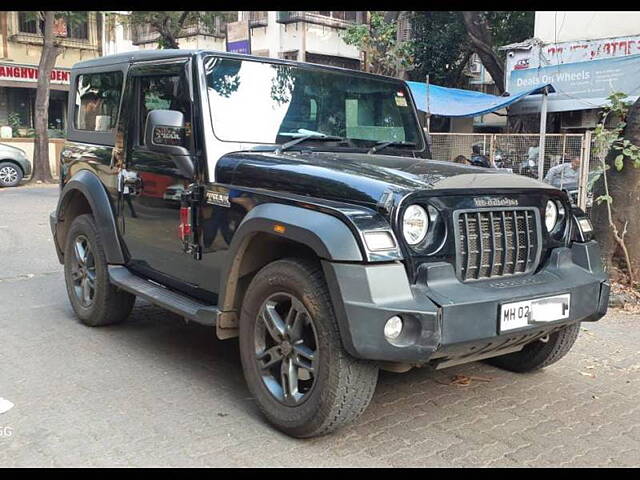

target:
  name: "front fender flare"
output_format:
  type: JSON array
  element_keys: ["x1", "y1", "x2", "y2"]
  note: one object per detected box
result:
[{"x1": 217, "y1": 203, "x2": 364, "y2": 318}]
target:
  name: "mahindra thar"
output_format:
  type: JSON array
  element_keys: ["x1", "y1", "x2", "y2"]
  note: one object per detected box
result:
[{"x1": 50, "y1": 50, "x2": 609, "y2": 438}]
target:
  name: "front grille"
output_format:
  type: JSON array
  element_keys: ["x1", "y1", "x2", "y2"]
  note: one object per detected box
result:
[{"x1": 456, "y1": 209, "x2": 539, "y2": 281}]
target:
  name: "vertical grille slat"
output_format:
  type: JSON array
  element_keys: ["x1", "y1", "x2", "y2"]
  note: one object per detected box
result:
[{"x1": 456, "y1": 208, "x2": 539, "y2": 282}]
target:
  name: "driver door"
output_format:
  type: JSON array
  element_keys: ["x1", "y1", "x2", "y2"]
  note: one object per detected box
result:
[{"x1": 119, "y1": 60, "x2": 202, "y2": 289}]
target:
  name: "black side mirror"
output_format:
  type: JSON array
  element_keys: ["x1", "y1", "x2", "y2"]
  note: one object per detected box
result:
[{"x1": 144, "y1": 109, "x2": 195, "y2": 178}]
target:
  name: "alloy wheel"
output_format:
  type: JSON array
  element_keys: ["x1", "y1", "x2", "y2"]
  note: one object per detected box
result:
[
  {"x1": 254, "y1": 292, "x2": 318, "y2": 406},
  {"x1": 0, "y1": 166, "x2": 18, "y2": 186},
  {"x1": 70, "y1": 235, "x2": 97, "y2": 307}
]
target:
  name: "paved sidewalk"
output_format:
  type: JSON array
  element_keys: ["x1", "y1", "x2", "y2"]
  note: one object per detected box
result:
[{"x1": 0, "y1": 186, "x2": 638, "y2": 467}]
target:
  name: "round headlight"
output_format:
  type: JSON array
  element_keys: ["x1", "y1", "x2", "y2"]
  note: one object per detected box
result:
[
  {"x1": 545, "y1": 200, "x2": 558, "y2": 232},
  {"x1": 402, "y1": 204, "x2": 429, "y2": 245}
]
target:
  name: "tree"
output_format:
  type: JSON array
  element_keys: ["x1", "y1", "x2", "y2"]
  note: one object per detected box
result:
[
  {"x1": 129, "y1": 11, "x2": 233, "y2": 49},
  {"x1": 407, "y1": 11, "x2": 472, "y2": 87},
  {"x1": 409, "y1": 11, "x2": 534, "y2": 91},
  {"x1": 28, "y1": 11, "x2": 89, "y2": 183},
  {"x1": 461, "y1": 11, "x2": 506, "y2": 93},
  {"x1": 32, "y1": 11, "x2": 59, "y2": 183},
  {"x1": 591, "y1": 94, "x2": 640, "y2": 285},
  {"x1": 342, "y1": 12, "x2": 414, "y2": 77}
]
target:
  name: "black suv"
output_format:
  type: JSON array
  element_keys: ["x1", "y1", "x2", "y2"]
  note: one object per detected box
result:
[{"x1": 50, "y1": 50, "x2": 609, "y2": 438}]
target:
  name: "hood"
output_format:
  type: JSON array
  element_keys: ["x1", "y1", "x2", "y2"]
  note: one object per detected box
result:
[{"x1": 216, "y1": 150, "x2": 554, "y2": 206}]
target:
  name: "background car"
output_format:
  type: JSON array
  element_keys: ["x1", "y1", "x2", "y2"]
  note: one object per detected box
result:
[{"x1": 0, "y1": 143, "x2": 31, "y2": 187}]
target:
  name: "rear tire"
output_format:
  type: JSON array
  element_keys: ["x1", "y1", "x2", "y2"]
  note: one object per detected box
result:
[
  {"x1": 63, "y1": 214, "x2": 135, "y2": 327},
  {"x1": 0, "y1": 162, "x2": 23, "y2": 187},
  {"x1": 239, "y1": 257, "x2": 379, "y2": 438},
  {"x1": 486, "y1": 322, "x2": 581, "y2": 373}
]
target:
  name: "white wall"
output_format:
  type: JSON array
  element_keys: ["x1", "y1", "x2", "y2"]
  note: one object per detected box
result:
[
  {"x1": 535, "y1": 11, "x2": 640, "y2": 44},
  {"x1": 247, "y1": 12, "x2": 360, "y2": 61}
]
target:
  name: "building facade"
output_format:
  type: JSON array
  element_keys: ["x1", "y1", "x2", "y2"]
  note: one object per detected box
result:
[
  {"x1": 503, "y1": 11, "x2": 640, "y2": 132},
  {"x1": 0, "y1": 11, "x2": 101, "y2": 136},
  {"x1": 127, "y1": 11, "x2": 365, "y2": 69}
]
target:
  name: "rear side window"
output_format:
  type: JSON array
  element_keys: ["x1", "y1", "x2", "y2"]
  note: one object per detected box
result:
[{"x1": 74, "y1": 72, "x2": 123, "y2": 131}]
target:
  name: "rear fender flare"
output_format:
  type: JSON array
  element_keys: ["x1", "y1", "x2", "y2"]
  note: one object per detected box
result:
[{"x1": 54, "y1": 169, "x2": 125, "y2": 264}]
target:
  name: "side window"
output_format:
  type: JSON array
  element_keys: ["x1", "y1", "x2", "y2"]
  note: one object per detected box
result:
[
  {"x1": 74, "y1": 72, "x2": 123, "y2": 131},
  {"x1": 138, "y1": 75, "x2": 190, "y2": 146}
]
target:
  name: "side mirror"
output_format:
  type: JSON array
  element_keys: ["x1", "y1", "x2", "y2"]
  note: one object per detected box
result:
[{"x1": 144, "y1": 109, "x2": 195, "y2": 178}]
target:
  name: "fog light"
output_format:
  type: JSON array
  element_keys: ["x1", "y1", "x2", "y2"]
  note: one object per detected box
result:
[{"x1": 384, "y1": 316, "x2": 403, "y2": 340}]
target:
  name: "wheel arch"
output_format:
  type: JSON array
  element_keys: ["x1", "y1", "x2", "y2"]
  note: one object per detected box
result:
[
  {"x1": 0, "y1": 159, "x2": 25, "y2": 174},
  {"x1": 215, "y1": 203, "x2": 364, "y2": 339},
  {"x1": 53, "y1": 169, "x2": 125, "y2": 264}
]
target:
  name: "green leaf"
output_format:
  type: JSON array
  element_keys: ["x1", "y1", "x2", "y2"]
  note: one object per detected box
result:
[
  {"x1": 615, "y1": 155, "x2": 624, "y2": 170},
  {"x1": 596, "y1": 195, "x2": 613, "y2": 205}
]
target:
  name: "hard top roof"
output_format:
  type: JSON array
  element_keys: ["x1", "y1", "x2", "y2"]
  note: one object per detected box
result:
[{"x1": 71, "y1": 49, "x2": 403, "y2": 82}]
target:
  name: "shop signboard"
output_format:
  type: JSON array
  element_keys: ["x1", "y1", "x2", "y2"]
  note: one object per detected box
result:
[
  {"x1": 0, "y1": 62, "x2": 71, "y2": 85},
  {"x1": 226, "y1": 20, "x2": 251, "y2": 55},
  {"x1": 508, "y1": 54, "x2": 640, "y2": 114}
]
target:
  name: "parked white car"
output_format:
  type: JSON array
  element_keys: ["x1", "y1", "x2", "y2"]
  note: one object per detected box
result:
[{"x1": 0, "y1": 143, "x2": 31, "y2": 187}]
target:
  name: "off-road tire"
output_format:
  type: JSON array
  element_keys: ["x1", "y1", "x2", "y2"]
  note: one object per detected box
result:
[
  {"x1": 239, "y1": 257, "x2": 379, "y2": 438},
  {"x1": 63, "y1": 214, "x2": 135, "y2": 326},
  {"x1": 486, "y1": 322, "x2": 581, "y2": 373},
  {"x1": 0, "y1": 162, "x2": 23, "y2": 187}
]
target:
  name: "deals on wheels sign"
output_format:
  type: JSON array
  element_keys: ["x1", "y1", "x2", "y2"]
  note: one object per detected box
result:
[
  {"x1": 508, "y1": 54, "x2": 640, "y2": 114},
  {"x1": 0, "y1": 62, "x2": 71, "y2": 85}
]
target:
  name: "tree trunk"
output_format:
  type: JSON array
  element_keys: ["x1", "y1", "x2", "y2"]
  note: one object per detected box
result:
[
  {"x1": 461, "y1": 11, "x2": 505, "y2": 94},
  {"x1": 32, "y1": 11, "x2": 60, "y2": 183},
  {"x1": 592, "y1": 97, "x2": 640, "y2": 280}
]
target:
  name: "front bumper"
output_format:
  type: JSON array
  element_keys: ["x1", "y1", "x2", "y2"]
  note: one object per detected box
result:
[{"x1": 322, "y1": 240, "x2": 609, "y2": 365}]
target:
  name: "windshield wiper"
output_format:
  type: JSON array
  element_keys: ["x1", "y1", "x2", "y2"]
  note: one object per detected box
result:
[
  {"x1": 367, "y1": 141, "x2": 417, "y2": 155},
  {"x1": 276, "y1": 134, "x2": 345, "y2": 153}
]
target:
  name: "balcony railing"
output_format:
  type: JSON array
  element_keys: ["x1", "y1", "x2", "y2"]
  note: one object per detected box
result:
[
  {"x1": 132, "y1": 17, "x2": 227, "y2": 45},
  {"x1": 248, "y1": 11, "x2": 268, "y2": 28},
  {"x1": 10, "y1": 32, "x2": 98, "y2": 50},
  {"x1": 276, "y1": 11, "x2": 364, "y2": 29}
]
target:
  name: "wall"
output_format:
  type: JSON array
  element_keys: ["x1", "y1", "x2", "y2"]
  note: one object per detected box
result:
[
  {"x1": 248, "y1": 12, "x2": 360, "y2": 61},
  {"x1": 102, "y1": 13, "x2": 137, "y2": 56},
  {"x1": 535, "y1": 11, "x2": 640, "y2": 44},
  {"x1": 137, "y1": 35, "x2": 226, "y2": 51}
]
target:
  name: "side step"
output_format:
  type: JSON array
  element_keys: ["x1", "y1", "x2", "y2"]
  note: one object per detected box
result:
[{"x1": 108, "y1": 266, "x2": 219, "y2": 326}]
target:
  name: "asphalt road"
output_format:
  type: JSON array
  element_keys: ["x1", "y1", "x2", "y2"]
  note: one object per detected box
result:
[{"x1": 1, "y1": 185, "x2": 639, "y2": 467}]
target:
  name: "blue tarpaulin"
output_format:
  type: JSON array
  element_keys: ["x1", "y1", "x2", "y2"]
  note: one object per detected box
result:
[{"x1": 406, "y1": 81, "x2": 555, "y2": 118}]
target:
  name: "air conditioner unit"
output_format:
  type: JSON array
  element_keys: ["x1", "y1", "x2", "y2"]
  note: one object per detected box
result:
[
  {"x1": 469, "y1": 62, "x2": 482, "y2": 74},
  {"x1": 561, "y1": 109, "x2": 599, "y2": 129}
]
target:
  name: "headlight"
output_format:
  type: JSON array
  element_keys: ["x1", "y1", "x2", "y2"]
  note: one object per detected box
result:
[
  {"x1": 545, "y1": 200, "x2": 558, "y2": 232},
  {"x1": 402, "y1": 204, "x2": 429, "y2": 245}
]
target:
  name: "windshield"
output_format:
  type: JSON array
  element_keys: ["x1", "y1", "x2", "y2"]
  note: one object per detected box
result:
[{"x1": 204, "y1": 57, "x2": 424, "y2": 151}]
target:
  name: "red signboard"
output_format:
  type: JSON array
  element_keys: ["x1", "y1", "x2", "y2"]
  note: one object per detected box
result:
[{"x1": 0, "y1": 63, "x2": 71, "y2": 85}]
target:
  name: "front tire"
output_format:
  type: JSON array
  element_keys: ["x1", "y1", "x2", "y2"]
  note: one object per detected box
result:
[
  {"x1": 63, "y1": 214, "x2": 135, "y2": 327},
  {"x1": 239, "y1": 258, "x2": 379, "y2": 438},
  {"x1": 486, "y1": 322, "x2": 581, "y2": 373}
]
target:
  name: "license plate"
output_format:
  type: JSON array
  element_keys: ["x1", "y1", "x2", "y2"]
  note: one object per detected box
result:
[{"x1": 499, "y1": 294, "x2": 571, "y2": 332}]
